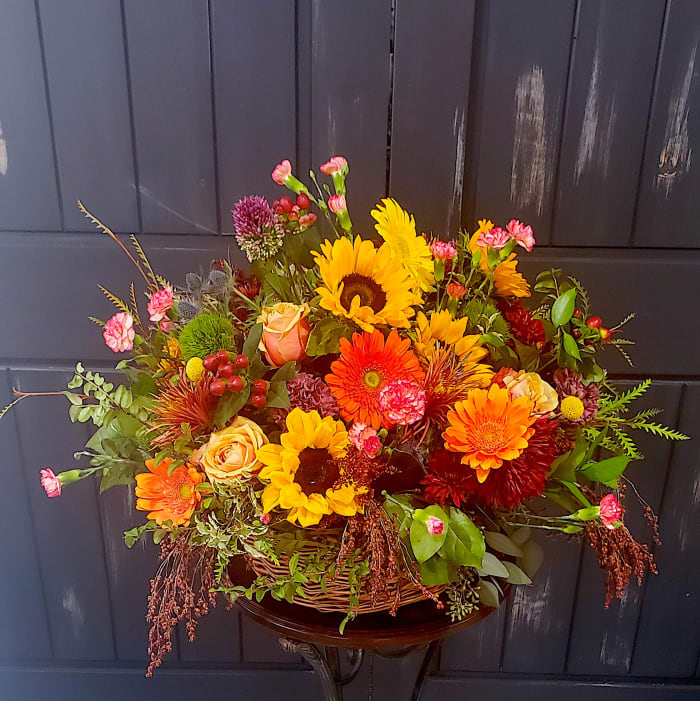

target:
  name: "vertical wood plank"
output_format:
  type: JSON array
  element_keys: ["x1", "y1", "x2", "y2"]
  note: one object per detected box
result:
[
  {"x1": 309, "y1": 0, "x2": 392, "y2": 233},
  {"x1": 566, "y1": 382, "x2": 681, "y2": 675},
  {"x1": 552, "y1": 0, "x2": 666, "y2": 246},
  {"x1": 0, "y1": 369, "x2": 52, "y2": 661},
  {"x1": 633, "y1": 0, "x2": 700, "y2": 247},
  {"x1": 631, "y1": 383, "x2": 700, "y2": 677},
  {"x1": 0, "y1": 0, "x2": 61, "y2": 230},
  {"x1": 467, "y1": 0, "x2": 576, "y2": 240},
  {"x1": 124, "y1": 0, "x2": 217, "y2": 234},
  {"x1": 389, "y1": 0, "x2": 475, "y2": 236},
  {"x1": 12, "y1": 369, "x2": 115, "y2": 660},
  {"x1": 211, "y1": 0, "x2": 296, "y2": 235},
  {"x1": 239, "y1": 614, "x2": 300, "y2": 664},
  {"x1": 38, "y1": 0, "x2": 139, "y2": 233}
]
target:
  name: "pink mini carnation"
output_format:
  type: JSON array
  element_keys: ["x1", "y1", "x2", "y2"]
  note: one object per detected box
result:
[
  {"x1": 320, "y1": 156, "x2": 348, "y2": 175},
  {"x1": 260, "y1": 513, "x2": 271, "y2": 525},
  {"x1": 378, "y1": 380, "x2": 426, "y2": 425},
  {"x1": 599, "y1": 494, "x2": 623, "y2": 530},
  {"x1": 328, "y1": 194, "x2": 347, "y2": 213},
  {"x1": 271, "y1": 159, "x2": 292, "y2": 185},
  {"x1": 40, "y1": 468, "x2": 62, "y2": 498},
  {"x1": 349, "y1": 422, "x2": 381, "y2": 457},
  {"x1": 103, "y1": 312, "x2": 135, "y2": 353},
  {"x1": 477, "y1": 226, "x2": 511, "y2": 249},
  {"x1": 507, "y1": 219, "x2": 536, "y2": 252},
  {"x1": 299, "y1": 212, "x2": 317, "y2": 229},
  {"x1": 426, "y1": 515, "x2": 444, "y2": 536},
  {"x1": 429, "y1": 240, "x2": 458, "y2": 261},
  {"x1": 147, "y1": 286, "x2": 173, "y2": 322}
]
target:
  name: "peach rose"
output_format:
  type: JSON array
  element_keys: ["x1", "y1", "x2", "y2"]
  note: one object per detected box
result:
[
  {"x1": 196, "y1": 417, "x2": 268, "y2": 484},
  {"x1": 504, "y1": 371, "x2": 559, "y2": 414},
  {"x1": 258, "y1": 302, "x2": 311, "y2": 367}
]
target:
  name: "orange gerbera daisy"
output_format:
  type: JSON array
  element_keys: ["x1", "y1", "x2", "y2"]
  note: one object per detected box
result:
[
  {"x1": 135, "y1": 458, "x2": 207, "y2": 526},
  {"x1": 326, "y1": 329, "x2": 424, "y2": 429},
  {"x1": 443, "y1": 384, "x2": 536, "y2": 482}
]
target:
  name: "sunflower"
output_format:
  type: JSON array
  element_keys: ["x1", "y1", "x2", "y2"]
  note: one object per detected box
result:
[
  {"x1": 443, "y1": 384, "x2": 536, "y2": 482},
  {"x1": 135, "y1": 458, "x2": 207, "y2": 526},
  {"x1": 371, "y1": 198, "x2": 434, "y2": 292},
  {"x1": 256, "y1": 408, "x2": 363, "y2": 527},
  {"x1": 468, "y1": 219, "x2": 494, "y2": 273},
  {"x1": 313, "y1": 236, "x2": 421, "y2": 332},
  {"x1": 326, "y1": 329, "x2": 424, "y2": 429},
  {"x1": 493, "y1": 253, "x2": 530, "y2": 297}
]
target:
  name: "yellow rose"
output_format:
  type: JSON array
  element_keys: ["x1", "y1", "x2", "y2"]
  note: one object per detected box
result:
[
  {"x1": 197, "y1": 417, "x2": 268, "y2": 483},
  {"x1": 258, "y1": 302, "x2": 311, "y2": 367},
  {"x1": 504, "y1": 371, "x2": 559, "y2": 414}
]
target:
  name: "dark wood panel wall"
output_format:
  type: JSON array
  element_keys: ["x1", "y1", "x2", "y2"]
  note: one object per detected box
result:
[{"x1": 0, "y1": 1, "x2": 698, "y2": 699}]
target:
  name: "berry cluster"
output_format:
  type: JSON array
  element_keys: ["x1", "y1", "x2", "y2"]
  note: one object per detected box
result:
[
  {"x1": 273, "y1": 194, "x2": 317, "y2": 233},
  {"x1": 571, "y1": 310, "x2": 612, "y2": 345},
  {"x1": 201, "y1": 350, "x2": 269, "y2": 407}
]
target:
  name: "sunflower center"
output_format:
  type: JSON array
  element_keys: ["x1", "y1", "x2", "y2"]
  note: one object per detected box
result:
[
  {"x1": 363, "y1": 370, "x2": 381, "y2": 388},
  {"x1": 340, "y1": 273, "x2": 387, "y2": 313},
  {"x1": 473, "y1": 419, "x2": 507, "y2": 453},
  {"x1": 295, "y1": 448, "x2": 340, "y2": 496}
]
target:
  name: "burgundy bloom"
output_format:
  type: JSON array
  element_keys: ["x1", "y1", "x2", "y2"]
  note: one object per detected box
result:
[
  {"x1": 499, "y1": 300, "x2": 546, "y2": 346},
  {"x1": 287, "y1": 372, "x2": 339, "y2": 417},
  {"x1": 554, "y1": 368, "x2": 599, "y2": 425}
]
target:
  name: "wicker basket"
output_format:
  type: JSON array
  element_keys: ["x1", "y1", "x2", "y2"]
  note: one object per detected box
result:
[{"x1": 244, "y1": 530, "x2": 445, "y2": 615}]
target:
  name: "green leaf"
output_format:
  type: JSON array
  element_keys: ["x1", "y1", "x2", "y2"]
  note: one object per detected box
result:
[
  {"x1": 571, "y1": 505, "x2": 601, "y2": 521},
  {"x1": 484, "y1": 531, "x2": 523, "y2": 558},
  {"x1": 100, "y1": 461, "x2": 142, "y2": 492},
  {"x1": 446, "y1": 507, "x2": 485, "y2": 568},
  {"x1": 579, "y1": 454, "x2": 630, "y2": 486},
  {"x1": 478, "y1": 579, "x2": 501, "y2": 608},
  {"x1": 63, "y1": 392, "x2": 83, "y2": 406},
  {"x1": 306, "y1": 317, "x2": 353, "y2": 357},
  {"x1": 434, "y1": 259, "x2": 445, "y2": 282},
  {"x1": 383, "y1": 498, "x2": 412, "y2": 538},
  {"x1": 263, "y1": 273, "x2": 292, "y2": 300},
  {"x1": 281, "y1": 225, "x2": 322, "y2": 268},
  {"x1": 154, "y1": 449, "x2": 170, "y2": 468},
  {"x1": 562, "y1": 331, "x2": 581, "y2": 360},
  {"x1": 131, "y1": 372, "x2": 158, "y2": 396},
  {"x1": 510, "y1": 527, "x2": 532, "y2": 548},
  {"x1": 418, "y1": 555, "x2": 452, "y2": 586},
  {"x1": 503, "y1": 561, "x2": 532, "y2": 585},
  {"x1": 410, "y1": 506, "x2": 448, "y2": 563},
  {"x1": 271, "y1": 362, "x2": 296, "y2": 383},
  {"x1": 551, "y1": 288, "x2": 577, "y2": 326},
  {"x1": 265, "y1": 380, "x2": 290, "y2": 409},
  {"x1": 477, "y1": 552, "x2": 509, "y2": 578},
  {"x1": 516, "y1": 539, "x2": 544, "y2": 579},
  {"x1": 213, "y1": 387, "x2": 251, "y2": 427},
  {"x1": 243, "y1": 323, "x2": 264, "y2": 358}
]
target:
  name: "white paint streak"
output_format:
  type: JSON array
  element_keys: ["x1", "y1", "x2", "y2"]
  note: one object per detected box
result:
[
  {"x1": 510, "y1": 575, "x2": 551, "y2": 633},
  {"x1": 447, "y1": 106, "x2": 466, "y2": 232},
  {"x1": 575, "y1": 39, "x2": 617, "y2": 184},
  {"x1": 137, "y1": 186, "x2": 217, "y2": 233},
  {"x1": 0, "y1": 121, "x2": 7, "y2": 176},
  {"x1": 656, "y1": 44, "x2": 696, "y2": 196},
  {"x1": 678, "y1": 470, "x2": 700, "y2": 553},
  {"x1": 62, "y1": 587, "x2": 85, "y2": 636},
  {"x1": 598, "y1": 588, "x2": 634, "y2": 666},
  {"x1": 511, "y1": 66, "x2": 549, "y2": 215}
]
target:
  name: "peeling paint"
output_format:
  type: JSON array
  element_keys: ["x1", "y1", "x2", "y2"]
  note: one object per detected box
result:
[
  {"x1": 137, "y1": 185, "x2": 217, "y2": 233},
  {"x1": 575, "y1": 38, "x2": 617, "y2": 184},
  {"x1": 598, "y1": 588, "x2": 634, "y2": 667},
  {"x1": 0, "y1": 121, "x2": 7, "y2": 176},
  {"x1": 510, "y1": 66, "x2": 549, "y2": 215},
  {"x1": 447, "y1": 106, "x2": 466, "y2": 232},
  {"x1": 656, "y1": 44, "x2": 696, "y2": 196},
  {"x1": 62, "y1": 587, "x2": 85, "y2": 636},
  {"x1": 510, "y1": 574, "x2": 552, "y2": 634},
  {"x1": 678, "y1": 470, "x2": 700, "y2": 553}
]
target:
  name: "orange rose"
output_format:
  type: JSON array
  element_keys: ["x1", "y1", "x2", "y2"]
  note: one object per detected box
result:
[
  {"x1": 196, "y1": 417, "x2": 267, "y2": 484},
  {"x1": 258, "y1": 302, "x2": 311, "y2": 366}
]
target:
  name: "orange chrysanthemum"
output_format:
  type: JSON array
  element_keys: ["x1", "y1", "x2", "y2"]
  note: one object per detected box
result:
[
  {"x1": 443, "y1": 384, "x2": 536, "y2": 482},
  {"x1": 326, "y1": 329, "x2": 424, "y2": 429},
  {"x1": 135, "y1": 458, "x2": 207, "y2": 526}
]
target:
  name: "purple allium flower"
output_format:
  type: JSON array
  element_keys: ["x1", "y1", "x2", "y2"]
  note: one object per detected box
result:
[
  {"x1": 232, "y1": 196, "x2": 283, "y2": 262},
  {"x1": 553, "y1": 369, "x2": 599, "y2": 425}
]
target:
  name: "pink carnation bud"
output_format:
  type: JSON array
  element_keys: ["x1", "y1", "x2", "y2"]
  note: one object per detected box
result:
[
  {"x1": 477, "y1": 226, "x2": 511, "y2": 249},
  {"x1": 507, "y1": 219, "x2": 536, "y2": 252},
  {"x1": 147, "y1": 286, "x2": 174, "y2": 323},
  {"x1": 363, "y1": 435, "x2": 382, "y2": 457},
  {"x1": 40, "y1": 468, "x2": 62, "y2": 498},
  {"x1": 378, "y1": 380, "x2": 425, "y2": 425},
  {"x1": 446, "y1": 282, "x2": 467, "y2": 299},
  {"x1": 599, "y1": 494, "x2": 623, "y2": 530},
  {"x1": 349, "y1": 422, "x2": 382, "y2": 457},
  {"x1": 103, "y1": 312, "x2": 135, "y2": 353},
  {"x1": 299, "y1": 213, "x2": 317, "y2": 229},
  {"x1": 271, "y1": 159, "x2": 292, "y2": 185},
  {"x1": 260, "y1": 513, "x2": 271, "y2": 525},
  {"x1": 320, "y1": 156, "x2": 348, "y2": 175},
  {"x1": 328, "y1": 194, "x2": 347, "y2": 214},
  {"x1": 426, "y1": 515, "x2": 444, "y2": 536},
  {"x1": 429, "y1": 240, "x2": 458, "y2": 261}
]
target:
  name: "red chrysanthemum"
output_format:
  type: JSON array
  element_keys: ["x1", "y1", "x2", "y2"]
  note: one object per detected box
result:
[
  {"x1": 424, "y1": 418, "x2": 558, "y2": 510},
  {"x1": 326, "y1": 329, "x2": 424, "y2": 429},
  {"x1": 499, "y1": 300, "x2": 546, "y2": 346}
]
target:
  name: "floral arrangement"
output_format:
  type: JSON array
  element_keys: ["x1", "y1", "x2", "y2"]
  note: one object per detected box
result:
[{"x1": 7, "y1": 156, "x2": 688, "y2": 675}]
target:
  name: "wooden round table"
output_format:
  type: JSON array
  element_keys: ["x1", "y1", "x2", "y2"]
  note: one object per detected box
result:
[{"x1": 230, "y1": 557, "x2": 503, "y2": 700}]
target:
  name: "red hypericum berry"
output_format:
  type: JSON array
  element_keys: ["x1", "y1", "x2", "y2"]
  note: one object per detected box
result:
[
  {"x1": 585, "y1": 338, "x2": 596, "y2": 346},
  {"x1": 279, "y1": 196, "x2": 293, "y2": 213},
  {"x1": 209, "y1": 379, "x2": 226, "y2": 396},
  {"x1": 228, "y1": 376, "x2": 245, "y2": 392},
  {"x1": 253, "y1": 379, "x2": 268, "y2": 394},
  {"x1": 250, "y1": 393, "x2": 266, "y2": 408},
  {"x1": 215, "y1": 349, "x2": 230, "y2": 364},
  {"x1": 599, "y1": 327, "x2": 612, "y2": 343},
  {"x1": 573, "y1": 308, "x2": 583, "y2": 319},
  {"x1": 586, "y1": 316, "x2": 602, "y2": 329},
  {"x1": 572, "y1": 329, "x2": 581, "y2": 339},
  {"x1": 203, "y1": 355, "x2": 218, "y2": 372},
  {"x1": 296, "y1": 193, "x2": 311, "y2": 209},
  {"x1": 234, "y1": 354, "x2": 250, "y2": 369},
  {"x1": 273, "y1": 202, "x2": 285, "y2": 215},
  {"x1": 218, "y1": 362, "x2": 235, "y2": 378},
  {"x1": 288, "y1": 211, "x2": 299, "y2": 222}
]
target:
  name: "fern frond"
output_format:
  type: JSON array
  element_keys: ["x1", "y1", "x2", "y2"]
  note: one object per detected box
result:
[
  {"x1": 611, "y1": 338, "x2": 635, "y2": 345},
  {"x1": 130, "y1": 235, "x2": 159, "y2": 290},
  {"x1": 88, "y1": 316, "x2": 106, "y2": 328},
  {"x1": 99, "y1": 285, "x2": 130, "y2": 314},
  {"x1": 129, "y1": 283, "x2": 142, "y2": 329},
  {"x1": 611, "y1": 312, "x2": 635, "y2": 331},
  {"x1": 612, "y1": 342, "x2": 634, "y2": 367},
  {"x1": 626, "y1": 421, "x2": 690, "y2": 441},
  {"x1": 610, "y1": 425, "x2": 643, "y2": 459},
  {"x1": 627, "y1": 408, "x2": 663, "y2": 421},
  {"x1": 156, "y1": 274, "x2": 171, "y2": 289},
  {"x1": 599, "y1": 379, "x2": 651, "y2": 415},
  {"x1": 569, "y1": 277, "x2": 590, "y2": 316}
]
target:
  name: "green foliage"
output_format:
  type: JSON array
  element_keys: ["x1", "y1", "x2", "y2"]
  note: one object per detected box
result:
[
  {"x1": 551, "y1": 288, "x2": 577, "y2": 326},
  {"x1": 306, "y1": 317, "x2": 354, "y2": 356},
  {"x1": 598, "y1": 379, "x2": 651, "y2": 415},
  {"x1": 178, "y1": 313, "x2": 234, "y2": 360}
]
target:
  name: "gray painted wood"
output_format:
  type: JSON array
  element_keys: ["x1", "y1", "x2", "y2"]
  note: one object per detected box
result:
[
  {"x1": 123, "y1": 0, "x2": 217, "y2": 234},
  {"x1": 38, "y1": 0, "x2": 139, "y2": 233},
  {"x1": 0, "y1": 0, "x2": 61, "y2": 230},
  {"x1": 552, "y1": 0, "x2": 666, "y2": 246},
  {"x1": 389, "y1": 0, "x2": 475, "y2": 236}
]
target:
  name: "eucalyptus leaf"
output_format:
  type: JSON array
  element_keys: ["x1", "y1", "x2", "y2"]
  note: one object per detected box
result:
[
  {"x1": 478, "y1": 579, "x2": 501, "y2": 608},
  {"x1": 517, "y1": 539, "x2": 545, "y2": 579},
  {"x1": 477, "y1": 552, "x2": 509, "y2": 578},
  {"x1": 484, "y1": 531, "x2": 523, "y2": 557},
  {"x1": 503, "y1": 561, "x2": 532, "y2": 585}
]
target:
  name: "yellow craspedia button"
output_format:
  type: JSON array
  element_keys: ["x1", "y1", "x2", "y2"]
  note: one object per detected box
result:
[
  {"x1": 186, "y1": 357, "x2": 205, "y2": 382},
  {"x1": 560, "y1": 395, "x2": 584, "y2": 421}
]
